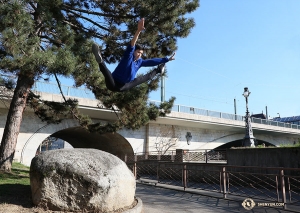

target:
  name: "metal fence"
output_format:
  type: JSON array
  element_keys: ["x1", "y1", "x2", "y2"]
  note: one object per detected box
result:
[
  {"x1": 32, "y1": 81, "x2": 95, "y2": 99},
  {"x1": 251, "y1": 117, "x2": 300, "y2": 129},
  {"x1": 32, "y1": 81, "x2": 300, "y2": 130},
  {"x1": 127, "y1": 162, "x2": 300, "y2": 212},
  {"x1": 122, "y1": 150, "x2": 227, "y2": 164}
]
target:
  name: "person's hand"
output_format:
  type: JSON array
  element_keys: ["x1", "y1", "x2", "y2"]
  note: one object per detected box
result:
[
  {"x1": 137, "y1": 18, "x2": 145, "y2": 32},
  {"x1": 168, "y1": 52, "x2": 176, "y2": 61}
]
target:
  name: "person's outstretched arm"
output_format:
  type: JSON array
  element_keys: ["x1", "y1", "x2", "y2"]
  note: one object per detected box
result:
[
  {"x1": 131, "y1": 18, "x2": 145, "y2": 47},
  {"x1": 141, "y1": 52, "x2": 176, "y2": 67}
]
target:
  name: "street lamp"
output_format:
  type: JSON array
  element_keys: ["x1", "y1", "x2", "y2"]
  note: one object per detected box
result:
[{"x1": 242, "y1": 87, "x2": 256, "y2": 147}]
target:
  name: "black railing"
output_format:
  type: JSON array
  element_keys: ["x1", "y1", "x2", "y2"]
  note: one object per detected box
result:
[
  {"x1": 127, "y1": 162, "x2": 300, "y2": 212},
  {"x1": 122, "y1": 150, "x2": 227, "y2": 164}
]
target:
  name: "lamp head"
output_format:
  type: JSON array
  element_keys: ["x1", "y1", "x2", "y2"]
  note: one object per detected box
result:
[{"x1": 243, "y1": 87, "x2": 250, "y2": 98}]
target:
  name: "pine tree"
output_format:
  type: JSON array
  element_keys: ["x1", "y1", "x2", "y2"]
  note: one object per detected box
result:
[{"x1": 0, "y1": 0, "x2": 199, "y2": 171}]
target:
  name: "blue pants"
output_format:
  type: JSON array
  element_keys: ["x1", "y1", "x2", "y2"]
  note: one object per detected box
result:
[{"x1": 98, "y1": 62, "x2": 159, "y2": 92}]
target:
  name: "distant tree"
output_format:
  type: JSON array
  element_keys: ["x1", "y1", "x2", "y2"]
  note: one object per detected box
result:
[
  {"x1": 0, "y1": 0, "x2": 199, "y2": 171},
  {"x1": 37, "y1": 137, "x2": 56, "y2": 154},
  {"x1": 154, "y1": 125, "x2": 181, "y2": 155}
]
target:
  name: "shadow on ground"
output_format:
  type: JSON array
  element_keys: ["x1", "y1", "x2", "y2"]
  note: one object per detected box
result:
[{"x1": 0, "y1": 184, "x2": 33, "y2": 207}]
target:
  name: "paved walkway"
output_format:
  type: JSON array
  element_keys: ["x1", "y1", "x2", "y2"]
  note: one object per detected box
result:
[{"x1": 135, "y1": 183, "x2": 297, "y2": 213}]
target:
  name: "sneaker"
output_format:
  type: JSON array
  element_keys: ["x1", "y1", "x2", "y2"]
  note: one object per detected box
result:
[
  {"x1": 92, "y1": 43, "x2": 103, "y2": 63},
  {"x1": 157, "y1": 63, "x2": 166, "y2": 74}
]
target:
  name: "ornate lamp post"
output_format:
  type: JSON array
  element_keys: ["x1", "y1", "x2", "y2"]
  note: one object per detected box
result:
[{"x1": 242, "y1": 87, "x2": 256, "y2": 147}]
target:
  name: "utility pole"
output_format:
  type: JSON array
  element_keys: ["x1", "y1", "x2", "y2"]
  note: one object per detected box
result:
[
  {"x1": 234, "y1": 98, "x2": 237, "y2": 120},
  {"x1": 161, "y1": 75, "x2": 165, "y2": 102}
]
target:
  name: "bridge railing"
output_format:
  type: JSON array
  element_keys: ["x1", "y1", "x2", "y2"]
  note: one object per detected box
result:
[
  {"x1": 251, "y1": 117, "x2": 300, "y2": 129},
  {"x1": 32, "y1": 81, "x2": 95, "y2": 99},
  {"x1": 32, "y1": 81, "x2": 300, "y2": 130},
  {"x1": 150, "y1": 100, "x2": 300, "y2": 130}
]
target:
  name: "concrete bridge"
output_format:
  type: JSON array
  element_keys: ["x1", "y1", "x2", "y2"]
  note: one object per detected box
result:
[{"x1": 1, "y1": 87, "x2": 300, "y2": 166}]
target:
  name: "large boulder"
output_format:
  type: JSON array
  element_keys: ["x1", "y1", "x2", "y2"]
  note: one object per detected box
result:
[{"x1": 30, "y1": 148, "x2": 136, "y2": 212}]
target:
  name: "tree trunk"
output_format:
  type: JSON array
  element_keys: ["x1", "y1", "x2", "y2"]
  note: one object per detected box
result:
[{"x1": 0, "y1": 74, "x2": 34, "y2": 171}]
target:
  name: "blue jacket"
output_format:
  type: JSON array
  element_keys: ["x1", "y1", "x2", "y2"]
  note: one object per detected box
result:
[{"x1": 112, "y1": 45, "x2": 169, "y2": 84}]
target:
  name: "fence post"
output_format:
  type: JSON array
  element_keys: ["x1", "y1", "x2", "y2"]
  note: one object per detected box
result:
[
  {"x1": 222, "y1": 167, "x2": 227, "y2": 198},
  {"x1": 280, "y1": 169, "x2": 287, "y2": 209},
  {"x1": 171, "y1": 151, "x2": 175, "y2": 161},
  {"x1": 276, "y1": 176, "x2": 280, "y2": 202},
  {"x1": 133, "y1": 163, "x2": 137, "y2": 179},
  {"x1": 134, "y1": 154, "x2": 137, "y2": 162},
  {"x1": 205, "y1": 150, "x2": 208, "y2": 163},
  {"x1": 157, "y1": 163, "x2": 160, "y2": 183},
  {"x1": 183, "y1": 164, "x2": 187, "y2": 190}
]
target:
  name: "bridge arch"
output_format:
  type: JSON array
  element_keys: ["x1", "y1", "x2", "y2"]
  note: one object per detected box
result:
[
  {"x1": 203, "y1": 132, "x2": 277, "y2": 149},
  {"x1": 20, "y1": 119, "x2": 133, "y2": 166}
]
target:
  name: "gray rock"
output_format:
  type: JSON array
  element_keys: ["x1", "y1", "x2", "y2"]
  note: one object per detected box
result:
[{"x1": 30, "y1": 148, "x2": 136, "y2": 212}]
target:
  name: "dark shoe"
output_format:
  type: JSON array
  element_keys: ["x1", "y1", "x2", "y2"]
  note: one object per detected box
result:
[
  {"x1": 157, "y1": 63, "x2": 165, "y2": 74},
  {"x1": 92, "y1": 43, "x2": 103, "y2": 63}
]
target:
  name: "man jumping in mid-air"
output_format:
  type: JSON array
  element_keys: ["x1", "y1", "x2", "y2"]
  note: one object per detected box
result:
[{"x1": 92, "y1": 18, "x2": 176, "y2": 92}]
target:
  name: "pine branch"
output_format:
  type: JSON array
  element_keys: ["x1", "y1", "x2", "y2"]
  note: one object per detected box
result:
[
  {"x1": 111, "y1": 105, "x2": 125, "y2": 126},
  {"x1": 53, "y1": 73, "x2": 80, "y2": 120},
  {"x1": 63, "y1": 8, "x2": 110, "y2": 31},
  {"x1": 40, "y1": 35, "x2": 62, "y2": 47},
  {"x1": 36, "y1": 45, "x2": 88, "y2": 126},
  {"x1": 63, "y1": 4, "x2": 138, "y2": 19}
]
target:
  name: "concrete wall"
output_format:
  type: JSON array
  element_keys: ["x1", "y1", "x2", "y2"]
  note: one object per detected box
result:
[
  {"x1": 227, "y1": 147, "x2": 300, "y2": 168},
  {"x1": 147, "y1": 123, "x2": 243, "y2": 150},
  {"x1": 146, "y1": 123, "x2": 298, "y2": 151}
]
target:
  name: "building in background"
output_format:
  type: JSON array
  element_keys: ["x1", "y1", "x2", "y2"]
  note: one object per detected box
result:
[
  {"x1": 272, "y1": 116, "x2": 300, "y2": 125},
  {"x1": 37, "y1": 137, "x2": 73, "y2": 154}
]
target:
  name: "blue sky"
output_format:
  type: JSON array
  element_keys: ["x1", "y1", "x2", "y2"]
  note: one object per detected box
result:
[
  {"x1": 57, "y1": 0, "x2": 300, "y2": 119},
  {"x1": 148, "y1": 0, "x2": 300, "y2": 118}
]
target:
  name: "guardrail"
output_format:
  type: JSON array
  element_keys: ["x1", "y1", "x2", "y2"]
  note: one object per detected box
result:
[
  {"x1": 32, "y1": 81, "x2": 95, "y2": 99},
  {"x1": 251, "y1": 117, "x2": 300, "y2": 129},
  {"x1": 127, "y1": 162, "x2": 300, "y2": 212},
  {"x1": 32, "y1": 81, "x2": 300, "y2": 130}
]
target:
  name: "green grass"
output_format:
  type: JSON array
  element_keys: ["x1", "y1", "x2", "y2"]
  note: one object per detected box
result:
[
  {"x1": 0, "y1": 162, "x2": 31, "y2": 197},
  {"x1": 0, "y1": 162, "x2": 30, "y2": 184}
]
